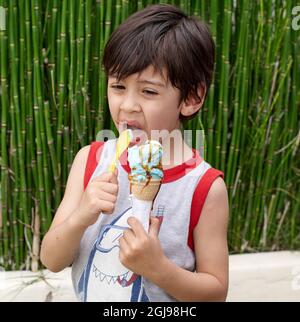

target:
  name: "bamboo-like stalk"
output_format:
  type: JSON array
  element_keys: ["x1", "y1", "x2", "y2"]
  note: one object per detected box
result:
[
  {"x1": 84, "y1": 0, "x2": 92, "y2": 141},
  {"x1": 114, "y1": 0, "x2": 122, "y2": 30},
  {"x1": 72, "y1": 0, "x2": 85, "y2": 149},
  {"x1": 191, "y1": 0, "x2": 201, "y2": 18},
  {"x1": 46, "y1": 0, "x2": 58, "y2": 129},
  {"x1": 31, "y1": 0, "x2": 48, "y2": 236},
  {"x1": 215, "y1": 0, "x2": 231, "y2": 172},
  {"x1": 137, "y1": 0, "x2": 144, "y2": 11},
  {"x1": 106, "y1": 0, "x2": 116, "y2": 131},
  {"x1": 31, "y1": 207, "x2": 40, "y2": 272},
  {"x1": 121, "y1": 0, "x2": 129, "y2": 24},
  {"x1": 24, "y1": 0, "x2": 37, "y2": 254},
  {"x1": 180, "y1": 0, "x2": 190, "y2": 15},
  {"x1": 95, "y1": 0, "x2": 105, "y2": 135},
  {"x1": 16, "y1": 0, "x2": 29, "y2": 267},
  {"x1": 8, "y1": 0, "x2": 21, "y2": 268},
  {"x1": 206, "y1": 0, "x2": 218, "y2": 165},
  {"x1": 43, "y1": 101, "x2": 60, "y2": 208},
  {"x1": 56, "y1": 0, "x2": 67, "y2": 190},
  {"x1": 88, "y1": 0, "x2": 100, "y2": 144},
  {"x1": 0, "y1": 0, "x2": 10, "y2": 267},
  {"x1": 68, "y1": 0, "x2": 76, "y2": 174}
]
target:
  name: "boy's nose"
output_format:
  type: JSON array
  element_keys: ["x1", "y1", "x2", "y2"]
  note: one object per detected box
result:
[{"x1": 119, "y1": 95, "x2": 142, "y2": 113}]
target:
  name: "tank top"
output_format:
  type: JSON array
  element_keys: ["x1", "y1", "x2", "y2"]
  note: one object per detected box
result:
[{"x1": 71, "y1": 139, "x2": 224, "y2": 302}]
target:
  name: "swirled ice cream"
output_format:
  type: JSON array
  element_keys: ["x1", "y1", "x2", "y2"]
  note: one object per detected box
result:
[
  {"x1": 128, "y1": 140, "x2": 163, "y2": 182},
  {"x1": 128, "y1": 140, "x2": 163, "y2": 201}
]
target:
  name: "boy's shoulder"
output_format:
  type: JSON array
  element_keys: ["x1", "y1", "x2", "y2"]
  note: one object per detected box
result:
[
  {"x1": 77, "y1": 142, "x2": 106, "y2": 166},
  {"x1": 198, "y1": 169, "x2": 227, "y2": 205},
  {"x1": 200, "y1": 175, "x2": 228, "y2": 219},
  {"x1": 72, "y1": 145, "x2": 92, "y2": 179},
  {"x1": 207, "y1": 176, "x2": 227, "y2": 198},
  {"x1": 78, "y1": 140, "x2": 106, "y2": 157},
  {"x1": 76, "y1": 144, "x2": 92, "y2": 159}
]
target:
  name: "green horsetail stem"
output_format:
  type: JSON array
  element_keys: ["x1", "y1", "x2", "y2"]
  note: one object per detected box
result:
[{"x1": 0, "y1": 0, "x2": 10, "y2": 267}]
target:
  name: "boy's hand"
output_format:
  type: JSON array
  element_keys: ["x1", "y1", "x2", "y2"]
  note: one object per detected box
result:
[
  {"x1": 75, "y1": 169, "x2": 119, "y2": 228},
  {"x1": 119, "y1": 216, "x2": 165, "y2": 279}
]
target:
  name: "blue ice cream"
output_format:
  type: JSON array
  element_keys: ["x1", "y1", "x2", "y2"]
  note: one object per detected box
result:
[{"x1": 128, "y1": 140, "x2": 163, "y2": 183}]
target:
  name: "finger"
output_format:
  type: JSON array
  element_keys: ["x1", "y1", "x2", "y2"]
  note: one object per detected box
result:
[
  {"x1": 149, "y1": 216, "x2": 160, "y2": 237},
  {"x1": 109, "y1": 168, "x2": 118, "y2": 184},
  {"x1": 96, "y1": 189, "x2": 117, "y2": 203},
  {"x1": 127, "y1": 217, "x2": 146, "y2": 238},
  {"x1": 122, "y1": 228, "x2": 135, "y2": 245},
  {"x1": 92, "y1": 172, "x2": 112, "y2": 182},
  {"x1": 119, "y1": 235, "x2": 130, "y2": 254},
  {"x1": 95, "y1": 182, "x2": 118, "y2": 195},
  {"x1": 92, "y1": 169, "x2": 118, "y2": 182},
  {"x1": 100, "y1": 200, "x2": 115, "y2": 214}
]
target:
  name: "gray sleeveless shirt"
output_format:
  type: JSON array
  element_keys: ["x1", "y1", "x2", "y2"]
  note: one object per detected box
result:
[{"x1": 71, "y1": 139, "x2": 212, "y2": 302}]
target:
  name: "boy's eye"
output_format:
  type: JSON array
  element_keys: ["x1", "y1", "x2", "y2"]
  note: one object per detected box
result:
[
  {"x1": 143, "y1": 89, "x2": 158, "y2": 96},
  {"x1": 110, "y1": 85, "x2": 158, "y2": 96},
  {"x1": 110, "y1": 85, "x2": 125, "y2": 90}
]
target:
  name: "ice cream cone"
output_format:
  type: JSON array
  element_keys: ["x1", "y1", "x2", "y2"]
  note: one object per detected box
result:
[
  {"x1": 129, "y1": 179, "x2": 162, "y2": 232},
  {"x1": 130, "y1": 179, "x2": 161, "y2": 201},
  {"x1": 127, "y1": 140, "x2": 163, "y2": 232}
]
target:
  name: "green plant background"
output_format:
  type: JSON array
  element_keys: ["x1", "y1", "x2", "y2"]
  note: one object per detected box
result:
[{"x1": 0, "y1": 0, "x2": 299, "y2": 270}]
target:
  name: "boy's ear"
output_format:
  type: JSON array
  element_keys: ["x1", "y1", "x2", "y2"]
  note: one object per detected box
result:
[{"x1": 180, "y1": 84, "x2": 206, "y2": 117}]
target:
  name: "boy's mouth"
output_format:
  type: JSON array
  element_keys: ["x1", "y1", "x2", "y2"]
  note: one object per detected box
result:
[
  {"x1": 127, "y1": 125, "x2": 140, "y2": 131},
  {"x1": 118, "y1": 121, "x2": 142, "y2": 130},
  {"x1": 117, "y1": 121, "x2": 148, "y2": 145}
]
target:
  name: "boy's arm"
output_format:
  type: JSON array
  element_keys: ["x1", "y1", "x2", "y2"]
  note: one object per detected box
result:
[
  {"x1": 157, "y1": 178, "x2": 229, "y2": 301},
  {"x1": 40, "y1": 145, "x2": 91, "y2": 272},
  {"x1": 152, "y1": 177, "x2": 229, "y2": 301},
  {"x1": 120, "y1": 177, "x2": 229, "y2": 301},
  {"x1": 41, "y1": 143, "x2": 119, "y2": 273}
]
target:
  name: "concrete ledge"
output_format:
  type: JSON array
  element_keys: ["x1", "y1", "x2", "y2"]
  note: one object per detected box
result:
[
  {"x1": 227, "y1": 251, "x2": 300, "y2": 302},
  {"x1": 0, "y1": 269, "x2": 77, "y2": 302},
  {"x1": 1, "y1": 251, "x2": 300, "y2": 302}
]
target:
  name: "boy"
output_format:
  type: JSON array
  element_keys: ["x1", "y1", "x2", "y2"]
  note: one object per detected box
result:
[{"x1": 41, "y1": 4, "x2": 229, "y2": 302}]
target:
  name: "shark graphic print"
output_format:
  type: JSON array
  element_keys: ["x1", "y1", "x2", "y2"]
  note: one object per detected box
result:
[{"x1": 77, "y1": 206, "x2": 162, "y2": 302}]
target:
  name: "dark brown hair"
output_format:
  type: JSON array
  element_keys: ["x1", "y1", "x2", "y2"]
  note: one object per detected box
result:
[{"x1": 102, "y1": 4, "x2": 215, "y2": 121}]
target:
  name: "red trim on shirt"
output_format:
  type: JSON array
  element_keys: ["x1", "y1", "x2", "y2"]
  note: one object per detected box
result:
[
  {"x1": 83, "y1": 141, "x2": 104, "y2": 190},
  {"x1": 188, "y1": 168, "x2": 225, "y2": 251},
  {"x1": 120, "y1": 148, "x2": 203, "y2": 183}
]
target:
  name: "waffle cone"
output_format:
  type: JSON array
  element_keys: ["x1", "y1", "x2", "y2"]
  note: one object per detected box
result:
[{"x1": 130, "y1": 179, "x2": 161, "y2": 201}]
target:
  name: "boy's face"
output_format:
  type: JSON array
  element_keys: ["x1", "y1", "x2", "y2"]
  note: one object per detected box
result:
[{"x1": 107, "y1": 65, "x2": 182, "y2": 140}]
